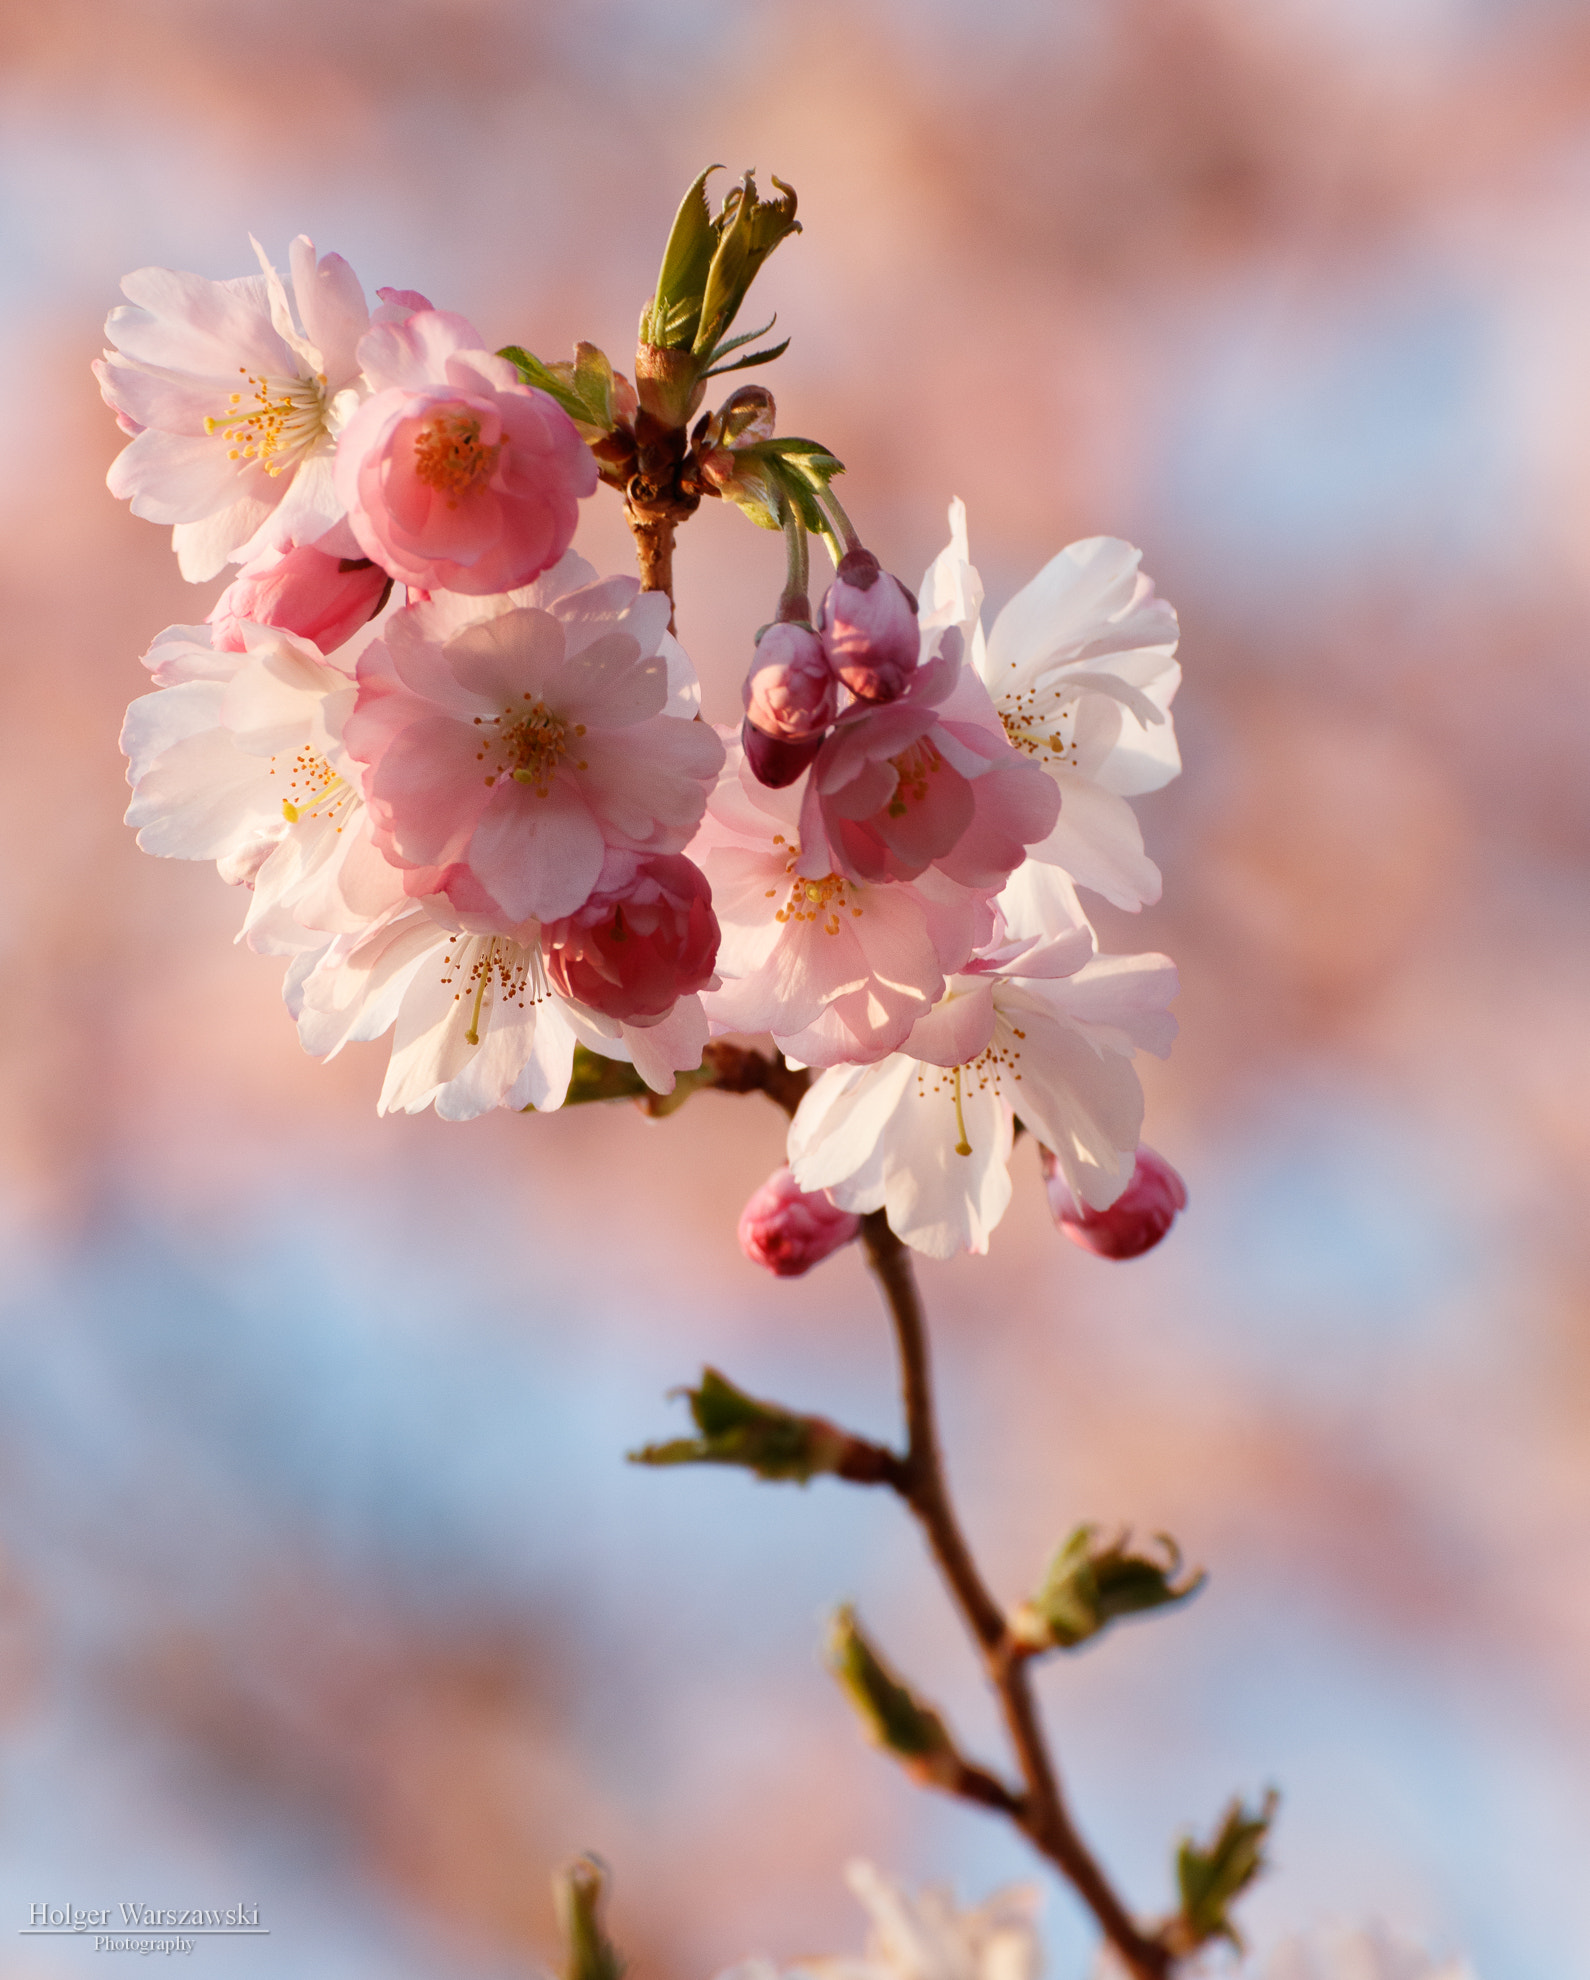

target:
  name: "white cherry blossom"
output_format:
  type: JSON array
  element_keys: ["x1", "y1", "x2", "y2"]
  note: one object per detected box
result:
[
  {"x1": 97, "y1": 237, "x2": 424, "y2": 580},
  {"x1": 289, "y1": 899, "x2": 707, "y2": 1119},
  {"x1": 719, "y1": 1861, "x2": 1039, "y2": 1980},
  {"x1": 920, "y1": 500, "x2": 1180, "y2": 912},
  {"x1": 788, "y1": 903, "x2": 1177, "y2": 1259}
]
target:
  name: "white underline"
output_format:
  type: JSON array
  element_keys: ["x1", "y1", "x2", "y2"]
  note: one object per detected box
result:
[{"x1": 19, "y1": 1929, "x2": 271, "y2": 1936}]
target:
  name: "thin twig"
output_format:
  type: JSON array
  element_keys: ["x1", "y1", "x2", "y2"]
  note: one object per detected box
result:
[{"x1": 858, "y1": 1212, "x2": 1174, "y2": 1980}]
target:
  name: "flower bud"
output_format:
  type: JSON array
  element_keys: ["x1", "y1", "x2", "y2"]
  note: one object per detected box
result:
[
  {"x1": 209, "y1": 543, "x2": 390, "y2": 655},
  {"x1": 1042, "y1": 1144, "x2": 1186, "y2": 1260},
  {"x1": 738, "y1": 1165, "x2": 861, "y2": 1277},
  {"x1": 741, "y1": 718, "x2": 824, "y2": 789},
  {"x1": 543, "y1": 851, "x2": 719, "y2": 1024},
  {"x1": 743, "y1": 620, "x2": 838, "y2": 740},
  {"x1": 819, "y1": 549, "x2": 920, "y2": 702}
]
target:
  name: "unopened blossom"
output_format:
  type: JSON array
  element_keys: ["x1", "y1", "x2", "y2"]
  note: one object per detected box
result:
[
  {"x1": 334, "y1": 310, "x2": 596, "y2": 594},
  {"x1": 799, "y1": 644, "x2": 1059, "y2": 894},
  {"x1": 789, "y1": 913, "x2": 1177, "y2": 1259},
  {"x1": 208, "y1": 533, "x2": 390, "y2": 656},
  {"x1": 346, "y1": 574, "x2": 723, "y2": 928},
  {"x1": 97, "y1": 237, "x2": 425, "y2": 581},
  {"x1": 742, "y1": 617, "x2": 838, "y2": 788},
  {"x1": 819, "y1": 550, "x2": 921, "y2": 703},
  {"x1": 737, "y1": 1166, "x2": 861, "y2": 1277},
  {"x1": 542, "y1": 848, "x2": 720, "y2": 1023},
  {"x1": 920, "y1": 501, "x2": 1180, "y2": 911},
  {"x1": 719, "y1": 1860, "x2": 1039, "y2": 1980},
  {"x1": 1042, "y1": 1143, "x2": 1186, "y2": 1259},
  {"x1": 744, "y1": 621, "x2": 838, "y2": 742},
  {"x1": 693, "y1": 736, "x2": 997, "y2": 1068},
  {"x1": 290, "y1": 898, "x2": 709, "y2": 1119}
]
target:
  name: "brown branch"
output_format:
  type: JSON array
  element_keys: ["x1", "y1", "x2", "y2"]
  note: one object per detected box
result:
[
  {"x1": 698, "y1": 1041, "x2": 811, "y2": 1118},
  {"x1": 859, "y1": 1212, "x2": 1174, "y2": 1980}
]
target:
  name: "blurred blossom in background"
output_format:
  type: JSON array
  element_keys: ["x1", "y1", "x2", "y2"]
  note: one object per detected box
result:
[{"x1": 0, "y1": 0, "x2": 1586, "y2": 1974}]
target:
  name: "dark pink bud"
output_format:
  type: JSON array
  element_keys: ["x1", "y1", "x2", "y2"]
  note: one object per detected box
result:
[
  {"x1": 1041, "y1": 1144, "x2": 1187, "y2": 1260},
  {"x1": 209, "y1": 544, "x2": 390, "y2": 655},
  {"x1": 543, "y1": 851, "x2": 719, "y2": 1024},
  {"x1": 819, "y1": 549, "x2": 920, "y2": 702},
  {"x1": 743, "y1": 620, "x2": 838, "y2": 740},
  {"x1": 741, "y1": 718, "x2": 824, "y2": 789},
  {"x1": 738, "y1": 1166, "x2": 862, "y2": 1278}
]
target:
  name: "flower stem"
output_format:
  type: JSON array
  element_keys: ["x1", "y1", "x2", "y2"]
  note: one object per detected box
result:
[
  {"x1": 776, "y1": 505, "x2": 811, "y2": 623},
  {"x1": 818, "y1": 482, "x2": 864, "y2": 558},
  {"x1": 857, "y1": 1212, "x2": 1174, "y2": 1980}
]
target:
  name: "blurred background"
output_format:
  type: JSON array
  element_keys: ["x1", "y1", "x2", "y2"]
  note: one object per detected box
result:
[{"x1": 0, "y1": 0, "x2": 1586, "y2": 1974}]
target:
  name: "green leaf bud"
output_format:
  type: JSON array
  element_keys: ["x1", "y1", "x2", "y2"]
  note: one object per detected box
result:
[
  {"x1": 1012, "y1": 1524, "x2": 1205, "y2": 1653},
  {"x1": 826, "y1": 1606, "x2": 961, "y2": 1782},
  {"x1": 1172, "y1": 1789, "x2": 1279, "y2": 1954},
  {"x1": 553, "y1": 1855, "x2": 625, "y2": 1980},
  {"x1": 629, "y1": 1368, "x2": 896, "y2": 1485}
]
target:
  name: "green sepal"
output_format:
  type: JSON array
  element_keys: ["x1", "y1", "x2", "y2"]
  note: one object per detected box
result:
[
  {"x1": 629, "y1": 1367, "x2": 851, "y2": 1483},
  {"x1": 556, "y1": 1044, "x2": 651, "y2": 1107},
  {"x1": 553, "y1": 1855, "x2": 625, "y2": 1980},
  {"x1": 1013, "y1": 1524, "x2": 1205, "y2": 1653},
  {"x1": 641, "y1": 165, "x2": 723, "y2": 351},
  {"x1": 1174, "y1": 1789, "x2": 1279, "y2": 1953},
  {"x1": 692, "y1": 172, "x2": 801, "y2": 359},
  {"x1": 827, "y1": 1606, "x2": 956, "y2": 1764},
  {"x1": 498, "y1": 342, "x2": 620, "y2": 435}
]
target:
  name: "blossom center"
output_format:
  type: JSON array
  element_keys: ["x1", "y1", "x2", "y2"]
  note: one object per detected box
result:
[
  {"x1": 913, "y1": 1020, "x2": 1028, "y2": 1155},
  {"x1": 413, "y1": 411, "x2": 501, "y2": 507},
  {"x1": 440, "y1": 933, "x2": 549, "y2": 1045},
  {"x1": 473, "y1": 700, "x2": 588, "y2": 796},
  {"x1": 998, "y1": 698, "x2": 1079, "y2": 767},
  {"x1": 269, "y1": 746, "x2": 351, "y2": 825},
  {"x1": 767, "y1": 837, "x2": 864, "y2": 935},
  {"x1": 206, "y1": 368, "x2": 329, "y2": 476},
  {"x1": 887, "y1": 738, "x2": 944, "y2": 816}
]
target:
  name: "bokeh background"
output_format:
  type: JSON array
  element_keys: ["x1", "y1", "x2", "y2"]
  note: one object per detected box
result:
[{"x1": 0, "y1": 0, "x2": 1586, "y2": 1974}]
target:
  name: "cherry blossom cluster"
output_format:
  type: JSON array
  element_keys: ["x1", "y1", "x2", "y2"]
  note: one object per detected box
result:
[
  {"x1": 104, "y1": 238, "x2": 723, "y2": 1116},
  {"x1": 726, "y1": 501, "x2": 1186, "y2": 1264},
  {"x1": 101, "y1": 229, "x2": 1184, "y2": 1261}
]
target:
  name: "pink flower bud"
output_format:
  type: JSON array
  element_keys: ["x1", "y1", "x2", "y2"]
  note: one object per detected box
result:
[
  {"x1": 738, "y1": 1166, "x2": 862, "y2": 1278},
  {"x1": 743, "y1": 620, "x2": 838, "y2": 740},
  {"x1": 819, "y1": 549, "x2": 920, "y2": 702},
  {"x1": 741, "y1": 718, "x2": 824, "y2": 789},
  {"x1": 1041, "y1": 1145, "x2": 1187, "y2": 1260},
  {"x1": 209, "y1": 543, "x2": 390, "y2": 655},
  {"x1": 543, "y1": 851, "x2": 719, "y2": 1024}
]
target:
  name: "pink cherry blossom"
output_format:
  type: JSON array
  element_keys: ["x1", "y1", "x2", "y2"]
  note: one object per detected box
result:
[
  {"x1": 334, "y1": 311, "x2": 596, "y2": 594},
  {"x1": 737, "y1": 1166, "x2": 861, "y2": 1277},
  {"x1": 819, "y1": 549, "x2": 920, "y2": 702},
  {"x1": 97, "y1": 237, "x2": 426, "y2": 581},
  {"x1": 208, "y1": 533, "x2": 390, "y2": 655},
  {"x1": 692, "y1": 735, "x2": 996, "y2": 1068},
  {"x1": 798, "y1": 642, "x2": 1059, "y2": 892},
  {"x1": 1041, "y1": 1143, "x2": 1186, "y2": 1259},
  {"x1": 543, "y1": 849, "x2": 720, "y2": 1024},
  {"x1": 345, "y1": 576, "x2": 723, "y2": 929}
]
